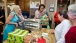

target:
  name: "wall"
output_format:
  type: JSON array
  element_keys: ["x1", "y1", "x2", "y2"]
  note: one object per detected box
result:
[
  {"x1": 41, "y1": 0, "x2": 45, "y2": 5},
  {"x1": 45, "y1": 0, "x2": 57, "y2": 28},
  {"x1": 0, "y1": 3, "x2": 4, "y2": 6}
]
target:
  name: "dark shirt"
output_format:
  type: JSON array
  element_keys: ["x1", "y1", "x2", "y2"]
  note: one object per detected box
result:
[
  {"x1": 65, "y1": 26, "x2": 76, "y2": 43},
  {"x1": 1, "y1": 9, "x2": 5, "y2": 14},
  {"x1": 1, "y1": 9, "x2": 5, "y2": 23},
  {"x1": 0, "y1": 10, "x2": 3, "y2": 17}
]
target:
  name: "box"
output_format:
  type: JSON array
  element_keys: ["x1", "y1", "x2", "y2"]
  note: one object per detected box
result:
[
  {"x1": 8, "y1": 29, "x2": 20, "y2": 39},
  {"x1": 7, "y1": 38, "x2": 15, "y2": 43},
  {"x1": 8, "y1": 29, "x2": 29, "y2": 43},
  {"x1": 16, "y1": 30, "x2": 29, "y2": 42}
]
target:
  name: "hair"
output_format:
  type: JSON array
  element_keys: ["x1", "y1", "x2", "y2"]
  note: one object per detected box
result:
[
  {"x1": 68, "y1": 4, "x2": 76, "y2": 16},
  {"x1": 7, "y1": 7, "x2": 11, "y2": 15},
  {"x1": 38, "y1": 4, "x2": 45, "y2": 10},
  {"x1": 0, "y1": 6, "x2": 2, "y2": 9},
  {"x1": 11, "y1": 5, "x2": 20, "y2": 15},
  {"x1": 59, "y1": 10, "x2": 68, "y2": 19}
]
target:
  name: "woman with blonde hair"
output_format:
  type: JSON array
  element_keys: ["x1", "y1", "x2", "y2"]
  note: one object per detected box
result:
[{"x1": 3, "y1": 5, "x2": 20, "y2": 42}]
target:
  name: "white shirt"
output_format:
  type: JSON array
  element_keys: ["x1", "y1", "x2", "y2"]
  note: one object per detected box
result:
[
  {"x1": 35, "y1": 10, "x2": 42, "y2": 19},
  {"x1": 55, "y1": 19, "x2": 72, "y2": 43}
]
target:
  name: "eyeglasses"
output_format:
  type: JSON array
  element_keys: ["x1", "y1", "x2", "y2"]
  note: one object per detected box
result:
[{"x1": 67, "y1": 12, "x2": 76, "y2": 16}]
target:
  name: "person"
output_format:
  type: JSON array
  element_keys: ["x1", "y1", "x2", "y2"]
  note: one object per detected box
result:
[
  {"x1": 0, "y1": 7, "x2": 4, "y2": 43},
  {"x1": 54, "y1": 5, "x2": 64, "y2": 28},
  {"x1": 34, "y1": 4, "x2": 45, "y2": 19},
  {"x1": 51, "y1": 10, "x2": 71, "y2": 43},
  {"x1": 0, "y1": 6, "x2": 4, "y2": 23},
  {"x1": 3, "y1": 5, "x2": 20, "y2": 42},
  {"x1": 65, "y1": 4, "x2": 76, "y2": 43},
  {"x1": 41, "y1": 11, "x2": 50, "y2": 29},
  {"x1": 1, "y1": 6, "x2": 5, "y2": 24},
  {"x1": 17, "y1": 9, "x2": 25, "y2": 29}
]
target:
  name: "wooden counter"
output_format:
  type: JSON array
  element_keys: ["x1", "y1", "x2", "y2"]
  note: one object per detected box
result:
[
  {"x1": 25, "y1": 28, "x2": 56, "y2": 43},
  {"x1": 41, "y1": 28, "x2": 56, "y2": 43},
  {"x1": 3, "y1": 28, "x2": 56, "y2": 43}
]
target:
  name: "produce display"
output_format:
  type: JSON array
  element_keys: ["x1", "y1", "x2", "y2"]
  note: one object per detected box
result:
[
  {"x1": 24, "y1": 34, "x2": 33, "y2": 43},
  {"x1": 7, "y1": 29, "x2": 29, "y2": 43},
  {"x1": 24, "y1": 31, "x2": 40, "y2": 43}
]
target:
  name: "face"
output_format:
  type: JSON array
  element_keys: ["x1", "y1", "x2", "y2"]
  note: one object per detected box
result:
[
  {"x1": 58, "y1": 14, "x2": 63, "y2": 22},
  {"x1": 67, "y1": 12, "x2": 74, "y2": 20},
  {"x1": 17, "y1": 8, "x2": 22, "y2": 15},
  {"x1": 67, "y1": 11, "x2": 76, "y2": 23},
  {"x1": 40, "y1": 6, "x2": 44, "y2": 12}
]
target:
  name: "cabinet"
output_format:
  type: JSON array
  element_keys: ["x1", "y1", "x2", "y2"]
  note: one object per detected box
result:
[
  {"x1": 30, "y1": 0, "x2": 41, "y2": 18},
  {"x1": 17, "y1": 0, "x2": 30, "y2": 12},
  {"x1": 7, "y1": 0, "x2": 15, "y2": 3}
]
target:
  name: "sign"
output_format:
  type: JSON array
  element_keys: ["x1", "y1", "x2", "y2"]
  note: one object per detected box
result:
[{"x1": 50, "y1": 4, "x2": 54, "y2": 12}]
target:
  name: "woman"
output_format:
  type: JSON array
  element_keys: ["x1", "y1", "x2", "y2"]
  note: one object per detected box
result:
[
  {"x1": 65, "y1": 4, "x2": 76, "y2": 43},
  {"x1": 51, "y1": 10, "x2": 71, "y2": 43},
  {"x1": 34, "y1": 4, "x2": 45, "y2": 19},
  {"x1": 3, "y1": 5, "x2": 20, "y2": 42},
  {"x1": 17, "y1": 9, "x2": 25, "y2": 29}
]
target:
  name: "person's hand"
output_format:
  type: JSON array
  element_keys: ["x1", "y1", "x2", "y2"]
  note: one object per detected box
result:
[
  {"x1": 0, "y1": 15, "x2": 4, "y2": 19},
  {"x1": 15, "y1": 23, "x2": 18, "y2": 27},
  {"x1": 34, "y1": 17, "x2": 36, "y2": 19},
  {"x1": 19, "y1": 22, "x2": 22, "y2": 24},
  {"x1": 50, "y1": 29, "x2": 55, "y2": 34},
  {"x1": 44, "y1": 20, "x2": 48, "y2": 22},
  {"x1": 22, "y1": 20, "x2": 25, "y2": 23},
  {"x1": 0, "y1": 17, "x2": 3, "y2": 19},
  {"x1": 1, "y1": 32, "x2": 3, "y2": 35},
  {"x1": 24, "y1": 16, "x2": 27, "y2": 19},
  {"x1": 45, "y1": 16, "x2": 48, "y2": 19},
  {"x1": 19, "y1": 22, "x2": 22, "y2": 26}
]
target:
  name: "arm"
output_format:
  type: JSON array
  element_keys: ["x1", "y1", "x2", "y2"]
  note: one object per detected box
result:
[
  {"x1": 34, "y1": 11, "x2": 39, "y2": 19},
  {"x1": 5, "y1": 14, "x2": 17, "y2": 25},
  {"x1": 0, "y1": 15, "x2": 4, "y2": 19},
  {"x1": 56, "y1": 21, "x2": 71, "y2": 43}
]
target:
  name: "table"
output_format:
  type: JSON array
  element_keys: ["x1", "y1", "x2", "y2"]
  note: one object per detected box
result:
[{"x1": 3, "y1": 28, "x2": 56, "y2": 43}]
